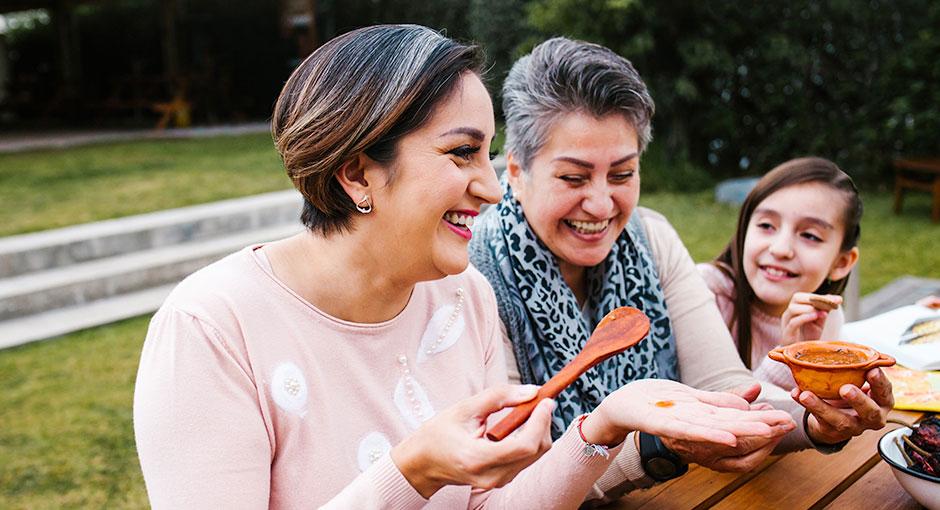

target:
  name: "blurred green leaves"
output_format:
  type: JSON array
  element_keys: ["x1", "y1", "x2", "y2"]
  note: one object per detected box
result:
[{"x1": 479, "y1": 0, "x2": 940, "y2": 184}]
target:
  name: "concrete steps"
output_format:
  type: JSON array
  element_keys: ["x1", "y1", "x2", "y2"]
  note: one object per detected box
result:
[
  {"x1": 0, "y1": 190, "x2": 303, "y2": 349},
  {"x1": 0, "y1": 285, "x2": 176, "y2": 350},
  {"x1": 0, "y1": 190, "x2": 301, "y2": 278}
]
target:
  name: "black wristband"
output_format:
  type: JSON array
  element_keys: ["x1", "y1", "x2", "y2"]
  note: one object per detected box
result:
[
  {"x1": 638, "y1": 432, "x2": 689, "y2": 481},
  {"x1": 803, "y1": 410, "x2": 850, "y2": 454}
]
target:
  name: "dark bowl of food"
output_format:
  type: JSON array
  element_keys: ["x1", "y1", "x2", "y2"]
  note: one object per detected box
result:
[
  {"x1": 767, "y1": 341, "x2": 895, "y2": 399},
  {"x1": 878, "y1": 415, "x2": 940, "y2": 509}
]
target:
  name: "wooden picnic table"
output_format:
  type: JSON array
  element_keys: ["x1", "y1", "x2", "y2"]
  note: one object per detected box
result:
[{"x1": 608, "y1": 409, "x2": 924, "y2": 509}]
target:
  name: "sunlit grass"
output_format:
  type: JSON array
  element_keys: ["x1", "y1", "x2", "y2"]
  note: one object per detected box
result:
[
  {"x1": 0, "y1": 134, "x2": 291, "y2": 237},
  {"x1": 0, "y1": 317, "x2": 151, "y2": 509}
]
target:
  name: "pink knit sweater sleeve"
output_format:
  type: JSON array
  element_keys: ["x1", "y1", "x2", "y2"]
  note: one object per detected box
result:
[
  {"x1": 466, "y1": 285, "x2": 623, "y2": 509},
  {"x1": 134, "y1": 306, "x2": 275, "y2": 509},
  {"x1": 695, "y1": 263, "x2": 796, "y2": 390},
  {"x1": 134, "y1": 305, "x2": 427, "y2": 510}
]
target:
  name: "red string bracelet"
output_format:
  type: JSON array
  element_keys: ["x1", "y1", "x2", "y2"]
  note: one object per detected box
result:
[{"x1": 576, "y1": 414, "x2": 611, "y2": 458}]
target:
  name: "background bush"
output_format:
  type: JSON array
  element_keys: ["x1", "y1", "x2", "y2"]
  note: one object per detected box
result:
[
  {"x1": 518, "y1": 0, "x2": 940, "y2": 184},
  {"x1": 4, "y1": 0, "x2": 938, "y2": 185}
]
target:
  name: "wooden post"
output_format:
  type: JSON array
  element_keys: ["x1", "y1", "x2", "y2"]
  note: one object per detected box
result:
[
  {"x1": 52, "y1": 0, "x2": 79, "y2": 101},
  {"x1": 160, "y1": 0, "x2": 180, "y2": 83},
  {"x1": 0, "y1": 31, "x2": 9, "y2": 106}
]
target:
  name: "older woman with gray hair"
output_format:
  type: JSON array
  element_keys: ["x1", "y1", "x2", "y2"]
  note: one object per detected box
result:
[{"x1": 469, "y1": 36, "x2": 891, "y2": 503}]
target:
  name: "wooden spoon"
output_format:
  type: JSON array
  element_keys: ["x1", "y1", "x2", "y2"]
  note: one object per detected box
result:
[{"x1": 486, "y1": 306, "x2": 651, "y2": 441}]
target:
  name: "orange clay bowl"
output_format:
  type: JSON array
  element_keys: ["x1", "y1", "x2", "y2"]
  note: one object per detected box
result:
[{"x1": 767, "y1": 341, "x2": 895, "y2": 399}]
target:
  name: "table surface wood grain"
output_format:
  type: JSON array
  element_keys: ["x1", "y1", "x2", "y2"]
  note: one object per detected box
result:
[{"x1": 607, "y1": 410, "x2": 925, "y2": 510}]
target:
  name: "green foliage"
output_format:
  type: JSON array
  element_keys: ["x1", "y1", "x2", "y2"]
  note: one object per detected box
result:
[
  {"x1": 516, "y1": 0, "x2": 940, "y2": 184},
  {"x1": 468, "y1": 0, "x2": 532, "y2": 104},
  {"x1": 637, "y1": 141, "x2": 715, "y2": 192}
]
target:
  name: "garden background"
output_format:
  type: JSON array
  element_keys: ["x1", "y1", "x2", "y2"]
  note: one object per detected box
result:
[{"x1": 1, "y1": 0, "x2": 938, "y2": 507}]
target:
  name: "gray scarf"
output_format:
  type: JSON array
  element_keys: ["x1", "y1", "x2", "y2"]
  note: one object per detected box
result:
[{"x1": 469, "y1": 180, "x2": 678, "y2": 438}]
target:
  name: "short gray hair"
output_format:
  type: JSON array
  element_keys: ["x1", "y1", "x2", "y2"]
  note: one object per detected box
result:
[{"x1": 502, "y1": 37, "x2": 655, "y2": 170}]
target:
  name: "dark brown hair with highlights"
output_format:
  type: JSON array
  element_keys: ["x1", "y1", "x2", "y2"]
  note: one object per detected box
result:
[
  {"x1": 272, "y1": 24, "x2": 484, "y2": 236},
  {"x1": 713, "y1": 157, "x2": 863, "y2": 368}
]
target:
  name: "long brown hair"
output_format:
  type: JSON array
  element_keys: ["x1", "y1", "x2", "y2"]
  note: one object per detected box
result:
[{"x1": 713, "y1": 157, "x2": 862, "y2": 368}]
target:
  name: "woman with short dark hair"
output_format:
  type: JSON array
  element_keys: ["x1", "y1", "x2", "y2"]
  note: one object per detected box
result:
[{"x1": 134, "y1": 26, "x2": 791, "y2": 508}]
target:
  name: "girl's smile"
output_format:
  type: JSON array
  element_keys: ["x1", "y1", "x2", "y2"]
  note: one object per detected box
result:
[{"x1": 758, "y1": 264, "x2": 799, "y2": 281}]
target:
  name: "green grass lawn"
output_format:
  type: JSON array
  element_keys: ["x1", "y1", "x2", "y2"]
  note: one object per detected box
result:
[
  {"x1": 1, "y1": 135, "x2": 937, "y2": 507},
  {"x1": 0, "y1": 133, "x2": 291, "y2": 237},
  {"x1": 0, "y1": 317, "x2": 150, "y2": 509}
]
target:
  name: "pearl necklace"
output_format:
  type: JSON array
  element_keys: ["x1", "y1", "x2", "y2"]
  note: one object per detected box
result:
[
  {"x1": 423, "y1": 287, "x2": 464, "y2": 356},
  {"x1": 394, "y1": 288, "x2": 465, "y2": 423},
  {"x1": 397, "y1": 354, "x2": 425, "y2": 421}
]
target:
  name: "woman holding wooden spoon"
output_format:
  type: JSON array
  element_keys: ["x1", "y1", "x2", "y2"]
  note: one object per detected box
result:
[
  {"x1": 133, "y1": 25, "x2": 791, "y2": 509},
  {"x1": 470, "y1": 37, "x2": 892, "y2": 504}
]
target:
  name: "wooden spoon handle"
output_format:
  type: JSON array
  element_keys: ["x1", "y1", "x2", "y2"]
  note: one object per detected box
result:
[
  {"x1": 484, "y1": 389, "x2": 549, "y2": 441},
  {"x1": 486, "y1": 356, "x2": 592, "y2": 441}
]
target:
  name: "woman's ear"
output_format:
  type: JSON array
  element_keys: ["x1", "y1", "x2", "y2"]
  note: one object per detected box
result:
[
  {"x1": 336, "y1": 153, "x2": 386, "y2": 205},
  {"x1": 506, "y1": 152, "x2": 525, "y2": 202},
  {"x1": 828, "y1": 246, "x2": 859, "y2": 281}
]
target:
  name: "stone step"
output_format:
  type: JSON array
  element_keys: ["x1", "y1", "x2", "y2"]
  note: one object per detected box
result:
[
  {"x1": 0, "y1": 284, "x2": 177, "y2": 350},
  {"x1": 0, "y1": 189, "x2": 301, "y2": 278},
  {"x1": 0, "y1": 222, "x2": 302, "y2": 321}
]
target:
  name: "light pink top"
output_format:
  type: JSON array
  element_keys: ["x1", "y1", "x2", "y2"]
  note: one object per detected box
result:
[
  {"x1": 696, "y1": 263, "x2": 844, "y2": 390},
  {"x1": 134, "y1": 246, "x2": 618, "y2": 509}
]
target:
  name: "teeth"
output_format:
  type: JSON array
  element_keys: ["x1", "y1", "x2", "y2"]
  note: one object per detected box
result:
[
  {"x1": 763, "y1": 266, "x2": 793, "y2": 277},
  {"x1": 566, "y1": 219, "x2": 609, "y2": 234},
  {"x1": 444, "y1": 212, "x2": 474, "y2": 228}
]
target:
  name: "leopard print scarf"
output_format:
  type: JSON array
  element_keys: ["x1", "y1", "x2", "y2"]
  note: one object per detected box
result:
[{"x1": 470, "y1": 180, "x2": 677, "y2": 438}]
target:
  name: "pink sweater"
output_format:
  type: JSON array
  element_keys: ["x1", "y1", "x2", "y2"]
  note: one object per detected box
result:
[
  {"x1": 696, "y1": 263, "x2": 844, "y2": 390},
  {"x1": 134, "y1": 246, "x2": 618, "y2": 509}
]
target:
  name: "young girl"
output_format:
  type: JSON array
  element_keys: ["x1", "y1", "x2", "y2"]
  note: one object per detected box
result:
[{"x1": 698, "y1": 157, "x2": 862, "y2": 390}]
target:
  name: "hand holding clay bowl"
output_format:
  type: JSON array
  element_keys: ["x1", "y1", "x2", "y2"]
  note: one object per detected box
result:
[{"x1": 768, "y1": 341, "x2": 895, "y2": 399}]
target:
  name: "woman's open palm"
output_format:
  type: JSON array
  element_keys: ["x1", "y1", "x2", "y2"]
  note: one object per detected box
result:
[{"x1": 596, "y1": 379, "x2": 794, "y2": 447}]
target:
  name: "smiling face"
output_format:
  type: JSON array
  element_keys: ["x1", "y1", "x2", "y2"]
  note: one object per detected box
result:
[
  {"x1": 368, "y1": 73, "x2": 501, "y2": 281},
  {"x1": 508, "y1": 112, "x2": 640, "y2": 282},
  {"x1": 742, "y1": 182, "x2": 858, "y2": 315}
]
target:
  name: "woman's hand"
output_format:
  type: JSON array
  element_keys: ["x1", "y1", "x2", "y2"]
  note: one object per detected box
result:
[
  {"x1": 580, "y1": 380, "x2": 795, "y2": 449},
  {"x1": 659, "y1": 383, "x2": 794, "y2": 472},
  {"x1": 781, "y1": 293, "x2": 842, "y2": 344},
  {"x1": 390, "y1": 385, "x2": 554, "y2": 499},
  {"x1": 794, "y1": 368, "x2": 894, "y2": 445}
]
